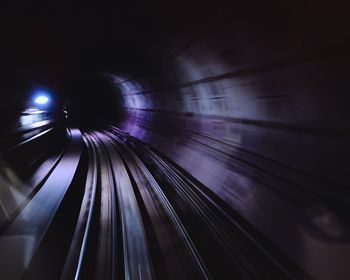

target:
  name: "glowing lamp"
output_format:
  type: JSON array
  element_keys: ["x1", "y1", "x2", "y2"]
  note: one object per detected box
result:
[{"x1": 34, "y1": 95, "x2": 49, "y2": 105}]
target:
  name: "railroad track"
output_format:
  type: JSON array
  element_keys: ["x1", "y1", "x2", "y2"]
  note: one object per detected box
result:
[{"x1": 0, "y1": 127, "x2": 312, "y2": 279}]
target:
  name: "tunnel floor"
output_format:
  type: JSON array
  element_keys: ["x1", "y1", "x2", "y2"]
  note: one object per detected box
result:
[{"x1": 0, "y1": 126, "x2": 311, "y2": 280}]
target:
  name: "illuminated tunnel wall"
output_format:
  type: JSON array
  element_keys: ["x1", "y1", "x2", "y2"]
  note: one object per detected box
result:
[{"x1": 110, "y1": 4, "x2": 350, "y2": 279}]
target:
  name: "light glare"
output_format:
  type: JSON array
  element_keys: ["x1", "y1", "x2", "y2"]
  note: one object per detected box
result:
[{"x1": 35, "y1": 95, "x2": 49, "y2": 105}]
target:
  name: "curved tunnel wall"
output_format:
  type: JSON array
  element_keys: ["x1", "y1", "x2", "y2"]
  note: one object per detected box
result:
[{"x1": 111, "y1": 4, "x2": 350, "y2": 279}]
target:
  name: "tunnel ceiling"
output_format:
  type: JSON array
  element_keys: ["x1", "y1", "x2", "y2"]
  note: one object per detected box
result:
[
  {"x1": 0, "y1": 0, "x2": 215, "y2": 88},
  {"x1": 1, "y1": 0, "x2": 348, "y2": 94},
  {"x1": 2, "y1": 0, "x2": 151, "y2": 86}
]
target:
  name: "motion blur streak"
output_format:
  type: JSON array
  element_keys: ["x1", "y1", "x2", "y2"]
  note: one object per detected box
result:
[{"x1": 0, "y1": 0, "x2": 350, "y2": 279}]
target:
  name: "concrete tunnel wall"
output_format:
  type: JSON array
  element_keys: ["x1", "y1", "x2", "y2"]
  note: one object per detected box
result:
[{"x1": 109, "y1": 4, "x2": 350, "y2": 279}]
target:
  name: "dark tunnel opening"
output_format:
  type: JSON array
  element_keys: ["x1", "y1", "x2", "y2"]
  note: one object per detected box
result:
[
  {"x1": 0, "y1": 0, "x2": 350, "y2": 279},
  {"x1": 64, "y1": 75, "x2": 125, "y2": 129}
]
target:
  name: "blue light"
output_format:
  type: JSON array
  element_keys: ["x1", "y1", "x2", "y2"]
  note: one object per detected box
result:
[
  {"x1": 35, "y1": 96, "x2": 49, "y2": 105},
  {"x1": 33, "y1": 91, "x2": 50, "y2": 106}
]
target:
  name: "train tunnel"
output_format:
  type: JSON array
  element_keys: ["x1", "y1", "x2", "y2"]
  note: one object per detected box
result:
[{"x1": 0, "y1": 0, "x2": 349, "y2": 279}]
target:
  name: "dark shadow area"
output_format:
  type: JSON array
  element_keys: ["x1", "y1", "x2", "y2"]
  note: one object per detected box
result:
[{"x1": 64, "y1": 76, "x2": 125, "y2": 129}]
